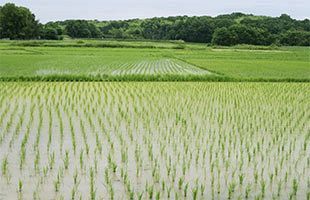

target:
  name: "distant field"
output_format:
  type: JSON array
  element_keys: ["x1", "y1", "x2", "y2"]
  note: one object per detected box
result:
[
  {"x1": 175, "y1": 47, "x2": 310, "y2": 80},
  {"x1": 0, "y1": 47, "x2": 210, "y2": 76},
  {"x1": 0, "y1": 40, "x2": 309, "y2": 81},
  {"x1": 0, "y1": 82, "x2": 309, "y2": 199},
  {"x1": 0, "y1": 42, "x2": 215, "y2": 81}
]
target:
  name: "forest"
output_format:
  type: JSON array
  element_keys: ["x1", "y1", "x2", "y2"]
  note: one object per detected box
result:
[{"x1": 0, "y1": 3, "x2": 309, "y2": 46}]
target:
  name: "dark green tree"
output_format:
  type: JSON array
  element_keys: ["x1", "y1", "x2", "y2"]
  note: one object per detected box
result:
[
  {"x1": 40, "y1": 22, "x2": 63, "y2": 40},
  {"x1": 280, "y1": 30, "x2": 310, "y2": 46},
  {"x1": 65, "y1": 20, "x2": 101, "y2": 38},
  {"x1": 0, "y1": 3, "x2": 40, "y2": 39},
  {"x1": 41, "y1": 27, "x2": 58, "y2": 40},
  {"x1": 212, "y1": 27, "x2": 236, "y2": 46}
]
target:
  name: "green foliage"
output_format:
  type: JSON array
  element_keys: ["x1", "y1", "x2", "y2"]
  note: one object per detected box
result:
[
  {"x1": 63, "y1": 13, "x2": 309, "y2": 46},
  {"x1": 41, "y1": 27, "x2": 59, "y2": 40},
  {"x1": 212, "y1": 27, "x2": 235, "y2": 46},
  {"x1": 280, "y1": 30, "x2": 310, "y2": 46},
  {"x1": 0, "y1": 3, "x2": 40, "y2": 39},
  {"x1": 1, "y1": 3, "x2": 309, "y2": 46},
  {"x1": 65, "y1": 20, "x2": 102, "y2": 38},
  {"x1": 40, "y1": 22, "x2": 63, "y2": 40},
  {"x1": 212, "y1": 24, "x2": 273, "y2": 45}
]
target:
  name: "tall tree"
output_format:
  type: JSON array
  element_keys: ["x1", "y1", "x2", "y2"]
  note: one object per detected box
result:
[
  {"x1": 212, "y1": 27, "x2": 236, "y2": 46},
  {"x1": 65, "y1": 20, "x2": 101, "y2": 38},
  {"x1": 280, "y1": 30, "x2": 310, "y2": 46},
  {"x1": 0, "y1": 3, "x2": 40, "y2": 39}
]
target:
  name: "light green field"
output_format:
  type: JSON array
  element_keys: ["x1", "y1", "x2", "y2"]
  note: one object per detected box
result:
[
  {"x1": 0, "y1": 40, "x2": 309, "y2": 81},
  {"x1": 175, "y1": 47, "x2": 310, "y2": 80},
  {"x1": 0, "y1": 82, "x2": 309, "y2": 199},
  {"x1": 0, "y1": 47, "x2": 210, "y2": 77}
]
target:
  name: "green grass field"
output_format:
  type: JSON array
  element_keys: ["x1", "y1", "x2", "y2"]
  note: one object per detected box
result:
[
  {"x1": 0, "y1": 40, "x2": 309, "y2": 81},
  {"x1": 175, "y1": 47, "x2": 310, "y2": 80}
]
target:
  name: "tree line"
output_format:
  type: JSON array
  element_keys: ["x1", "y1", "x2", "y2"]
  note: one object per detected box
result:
[{"x1": 0, "y1": 3, "x2": 309, "y2": 46}]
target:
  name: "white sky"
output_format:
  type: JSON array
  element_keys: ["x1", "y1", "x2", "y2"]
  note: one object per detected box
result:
[{"x1": 1, "y1": 0, "x2": 309, "y2": 23}]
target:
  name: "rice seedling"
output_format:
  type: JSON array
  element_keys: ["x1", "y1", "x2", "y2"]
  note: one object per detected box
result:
[
  {"x1": 33, "y1": 189, "x2": 40, "y2": 200},
  {"x1": 138, "y1": 191, "x2": 143, "y2": 200},
  {"x1": 228, "y1": 181, "x2": 236, "y2": 199},
  {"x1": 200, "y1": 183, "x2": 205, "y2": 196},
  {"x1": 192, "y1": 186, "x2": 198, "y2": 200},
  {"x1": 34, "y1": 151, "x2": 40, "y2": 174},
  {"x1": 54, "y1": 174, "x2": 61, "y2": 193},
  {"x1": 184, "y1": 182, "x2": 189, "y2": 197},
  {"x1": 18, "y1": 179, "x2": 23, "y2": 193},
  {"x1": 63, "y1": 150, "x2": 70, "y2": 170},
  {"x1": 245, "y1": 184, "x2": 251, "y2": 199},
  {"x1": 155, "y1": 191, "x2": 160, "y2": 200},
  {"x1": 261, "y1": 180, "x2": 266, "y2": 198},
  {"x1": 147, "y1": 184, "x2": 154, "y2": 199},
  {"x1": 290, "y1": 178, "x2": 298, "y2": 198},
  {"x1": 71, "y1": 187, "x2": 76, "y2": 200},
  {"x1": 79, "y1": 150, "x2": 84, "y2": 171},
  {"x1": 49, "y1": 151, "x2": 55, "y2": 170},
  {"x1": 1, "y1": 156, "x2": 8, "y2": 177},
  {"x1": 89, "y1": 168, "x2": 96, "y2": 200}
]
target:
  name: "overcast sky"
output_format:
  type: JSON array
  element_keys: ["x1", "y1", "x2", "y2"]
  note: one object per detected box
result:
[{"x1": 1, "y1": 0, "x2": 309, "y2": 23}]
